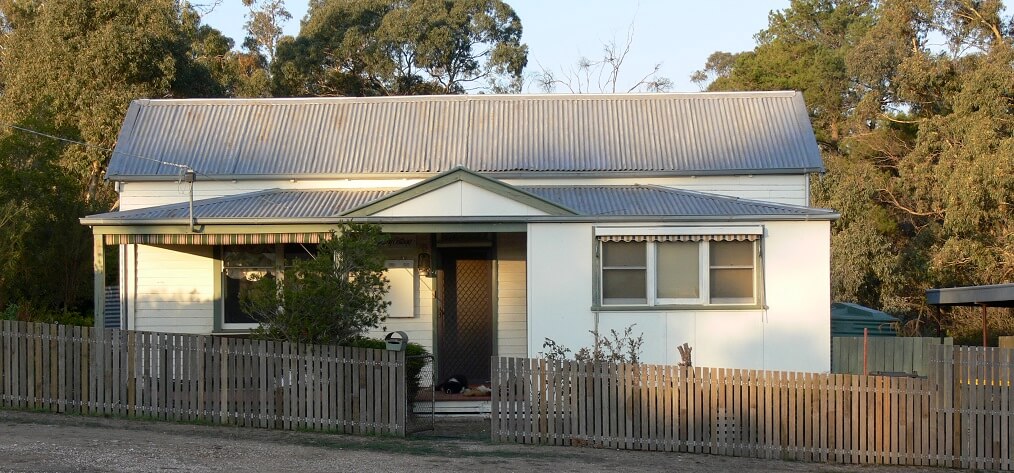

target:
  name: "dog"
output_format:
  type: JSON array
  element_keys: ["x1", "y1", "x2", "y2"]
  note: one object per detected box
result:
[{"x1": 435, "y1": 375, "x2": 469, "y2": 394}]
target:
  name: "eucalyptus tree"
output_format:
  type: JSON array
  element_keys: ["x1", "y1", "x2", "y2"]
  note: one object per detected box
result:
[
  {"x1": 695, "y1": 0, "x2": 1014, "y2": 338},
  {"x1": 273, "y1": 0, "x2": 528, "y2": 96}
]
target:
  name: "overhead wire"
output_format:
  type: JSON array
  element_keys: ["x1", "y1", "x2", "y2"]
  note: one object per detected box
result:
[{"x1": 2, "y1": 122, "x2": 295, "y2": 210}]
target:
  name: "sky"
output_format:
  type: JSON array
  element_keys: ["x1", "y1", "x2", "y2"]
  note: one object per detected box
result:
[{"x1": 200, "y1": 0, "x2": 790, "y2": 93}]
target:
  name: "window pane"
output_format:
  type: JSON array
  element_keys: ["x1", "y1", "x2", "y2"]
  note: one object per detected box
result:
[
  {"x1": 710, "y1": 268, "x2": 754, "y2": 302},
  {"x1": 656, "y1": 241, "x2": 700, "y2": 299},
  {"x1": 223, "y1": 244, "x2": 276, "y2": 267},
  {"x1": 602, "y1": 242, "x2": 646, "y2": 267},
  {"x1": 710, "y1": 241, "x2": 754, "y2": 267},
  {"x1": 602, "y1": 269, "x2": 647, "y2": 303},
  {"x1": 224, "y1": 268, "x2": 276, "y2": 324},
  {"x1": 283, "y1": 243, "x2": 318, "y2": 267}
]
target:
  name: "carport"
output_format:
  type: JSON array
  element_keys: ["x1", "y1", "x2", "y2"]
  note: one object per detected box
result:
[{"x1": 925, "y1": 283, "x2": 1014, "y2": 347}]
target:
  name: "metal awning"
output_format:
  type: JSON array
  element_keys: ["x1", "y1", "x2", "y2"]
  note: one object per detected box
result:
[
  {"x1": 925, "y1": 283, "x2": 1014, "y2": 347},
  {"x1": 925, "y1": 283, "x2": 1014, "y2": 307}
]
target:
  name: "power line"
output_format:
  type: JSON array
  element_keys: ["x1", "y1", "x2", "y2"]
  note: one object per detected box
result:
[
  {"x1": 3, "y1": 123, "x2": 190, "y2": 170},
  {"x1": 3, "y1": 122, "x2": 293, "y2": 210}
]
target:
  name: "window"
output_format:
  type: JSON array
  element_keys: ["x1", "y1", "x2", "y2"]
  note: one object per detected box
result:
[
  {"x1": 598, "y1": 233, "x2": 760, "y2": 307},
  {"x1": 221, "y1": 244, "x2": 316, "y2": 329}
]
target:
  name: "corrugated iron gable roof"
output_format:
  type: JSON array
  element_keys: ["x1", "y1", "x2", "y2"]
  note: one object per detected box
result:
[{"x1": 106, "y1": 92, "x2": 823, "y2": 179}]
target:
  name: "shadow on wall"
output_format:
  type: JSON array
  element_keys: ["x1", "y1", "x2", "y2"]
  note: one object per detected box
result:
[{"x1": 131, "y1": 289, "x2": 214, "y2": 334}]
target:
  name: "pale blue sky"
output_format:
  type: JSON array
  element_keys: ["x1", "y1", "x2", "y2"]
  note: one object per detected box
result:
[{"x1": 201, "y1": 0, "x2": 789, "y2": 92}]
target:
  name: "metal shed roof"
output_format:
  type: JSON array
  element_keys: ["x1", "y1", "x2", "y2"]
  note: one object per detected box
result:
[
  {"x1": 925, "y1": 283, "x2": 1014, "y2": 307},
  {"x1": 105, "y1": 92, "x2": 824, "y2": 180},
  {"x1": 82, "y1": 184, "x2": 837, "y2": 225}
]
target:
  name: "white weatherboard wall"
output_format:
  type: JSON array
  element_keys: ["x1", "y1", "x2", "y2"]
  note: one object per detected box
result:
[
  {"x1": 497, "y1": 233, "x2": 527, "y2": 358},
  {"x1": 117, "y1": 173, "x2": 809, "y2": 210},
  {"x1": 373, "y1": 181, "x2": 549, "y2": 217},
  {"x1": 526, "y1": 221, "x2": 831, "y2": 372},
  {"x1": 129, "y1": 245, "x2": 214, "y2": 334}
]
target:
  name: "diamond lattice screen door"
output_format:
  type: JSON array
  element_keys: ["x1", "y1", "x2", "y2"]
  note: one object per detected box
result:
[{"x1": 437, "y1": 249, "x2": 494, "y2": 384}]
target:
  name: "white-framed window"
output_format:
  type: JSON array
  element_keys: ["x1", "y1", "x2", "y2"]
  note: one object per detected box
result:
[
  {"x1": 221, "y1": 244, "x2": 316, "y2": 329},
  {"x1": 597, "y1": 228, "x2": 761, "y2": 307}
]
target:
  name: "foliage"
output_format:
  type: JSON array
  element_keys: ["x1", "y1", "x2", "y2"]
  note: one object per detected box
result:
[
  {"x1": 0, "y1": 119, "x2": 98, "y2": 311},
  {"x1": 243, "y1": 224, "x2": 391, "y2": 346},
  {"x1": 694, "y1": 0, "x2": 1014, "y2": 341},
  {"x1": 0, "y1": 0, "x2": 245, "y2": 316},
  {"x1": 272, "y1": 0, "x2": 528, "y2": 96},
  {"x1": 242, "y1": 0, "x2": 291, "y2": 66},
  {"x1": 346, "y1": 338, "x2": 430, "y2": 400},
  {"x1": 542, "y1": 325, "x2": 645, "y2": 364},
  {"x1": 0, "y1": 302, "x2": 92, "y2": 327},
  {"x1": 0, "y1": 0, "x2": 232, "y2": 203}
]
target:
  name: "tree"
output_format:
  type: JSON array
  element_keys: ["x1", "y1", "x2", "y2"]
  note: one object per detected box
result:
[
  {"x1": 242, "y1": 224, "x2": 391, "y2": 345},
  {"x1": 0, "y1": 0, "x2": 231, "y2": 204},
  {"x1": 272, "y1": 0, "x2": 528, "y2": 96},
  {"x1": 242, "y1": 0, "x2": 291, "y2": 66},
  {"x1": 694, "y1": 0, "x2": 1014, "y2": 339},
  {"x1": 0, "y1": 0, "x2": 239, "y2": 316},
  {"x1": 534, "y1": 25, "x2": 673, "y2": 94},
  {"x1": 0, "y1": 119, "x2": 95, "y2": 311}
]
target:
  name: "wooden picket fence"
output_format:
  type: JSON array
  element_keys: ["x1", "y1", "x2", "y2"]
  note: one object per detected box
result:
[
  {"x1": 492, "y1": 345, "x2": 1014, "y2": 470},
  {"x1": 0, "y1": 321, "x2": 407, "y2": 435},
  {"x1": 832, "y1": 336, "x2": 953, "y2": 376}
]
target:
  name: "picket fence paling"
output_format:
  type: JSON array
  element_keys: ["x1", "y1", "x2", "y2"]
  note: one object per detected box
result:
[
  {"x1": 0, "y1": 320, "x2": 406, "y2": 436},
  {"x1": 492, "y1": 345, "x2": 1014, "y2": 470}
]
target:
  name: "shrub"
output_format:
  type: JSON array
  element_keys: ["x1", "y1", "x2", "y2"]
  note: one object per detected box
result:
[
  {"x1": 542, "y1": 324, "x2": 645, "y2": 364},
  {"x1": 243, "y1": 224, "x2": 390, "y2": 346},
  {"x1": 0, "y1": 301, "x2": 91, "y2": 326}
]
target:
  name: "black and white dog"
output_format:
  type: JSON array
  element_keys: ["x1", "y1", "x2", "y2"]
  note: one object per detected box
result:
[{"x1": 435, "y1": 375, "x2": 468, "y2": 394}]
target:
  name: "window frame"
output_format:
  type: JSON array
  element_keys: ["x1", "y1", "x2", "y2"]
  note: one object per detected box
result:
[
  {"x1": 594, "y1": 227, "x2": 764, "y2": 310},
  {"x1": 219, "y1": 243, "x2": 317, "y2": 330}
]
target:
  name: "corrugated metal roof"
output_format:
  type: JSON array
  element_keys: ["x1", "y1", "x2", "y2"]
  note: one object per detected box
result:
[
  {"x1": 83, "y1": 185, "x2": 835, "y2": 223},
  {"x1": 106, "y1": 92, "x2": 824, "y2": 180},
  {"x1": 85, "y1": 189, "x2": 392, "y2": 221},
  {"x1": 520, "y1": 185, "x2": 835, "y2": 217}
]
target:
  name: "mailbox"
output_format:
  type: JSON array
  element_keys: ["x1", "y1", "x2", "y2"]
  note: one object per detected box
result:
[{"x1": 385, "y1": 331, "x2": 408, "y2": 351}]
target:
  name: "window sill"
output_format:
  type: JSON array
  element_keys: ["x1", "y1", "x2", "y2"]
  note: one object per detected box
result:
[
  {"x1": 211, "y1": 330, "x2": 254, "y2": 336},
  {"x1": 591, "y1": 304, "x2": 766, "y2": 312}
]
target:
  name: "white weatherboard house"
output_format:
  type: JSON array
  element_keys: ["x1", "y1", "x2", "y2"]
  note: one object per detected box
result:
[{"x1": 82, "y1": 92, "x2": 838, "y2": 383}]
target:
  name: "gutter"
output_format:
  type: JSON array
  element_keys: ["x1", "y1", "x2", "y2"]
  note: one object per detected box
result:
[{"x1": 81, "y1": 212, "x2": 841, "y2": 227}]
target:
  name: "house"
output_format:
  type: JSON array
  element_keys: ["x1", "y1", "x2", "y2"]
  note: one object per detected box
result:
[{"x1": 81, "y1": 92, "x2": 838, "y2": 383}]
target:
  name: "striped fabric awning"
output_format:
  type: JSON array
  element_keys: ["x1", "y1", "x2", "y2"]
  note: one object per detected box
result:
[
  {"x1": 597, "y1": 234, "x2": 759, "y2": 243},
  {"x1": 103, "y1": 232, "x2": 329, "y2": 245}
]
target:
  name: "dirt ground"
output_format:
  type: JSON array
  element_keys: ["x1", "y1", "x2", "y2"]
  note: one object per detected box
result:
[{"x1": 0, "y1": 409, "x2": 962, "y2": 473}]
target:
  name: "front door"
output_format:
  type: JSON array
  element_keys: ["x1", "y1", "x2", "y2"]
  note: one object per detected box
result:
[{"x1": 437, "y1": 248, "x2": 494, "y2": 385}]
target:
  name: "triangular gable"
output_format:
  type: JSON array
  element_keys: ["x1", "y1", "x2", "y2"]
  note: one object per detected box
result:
[{"x1": 342, "y1": 167, "x2": 577, "y2": 217}]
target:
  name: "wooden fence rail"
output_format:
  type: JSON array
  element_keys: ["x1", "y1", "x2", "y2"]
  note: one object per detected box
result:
[
  {"x1": 0, "y1": 321, "x2": 407, "y2": 436},
  {"x1": 492, "y1": 345, "x2": 1014, "y2": 470},
  {"x1": 832, "y1": 336, "x2": 953, "y2": 376}
]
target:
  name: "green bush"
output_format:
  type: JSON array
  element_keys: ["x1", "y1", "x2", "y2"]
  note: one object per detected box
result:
[
  {"x1": 0, "y1": 302, "x2": 91, "y2": 326},
  {"x1": 347, "y1": 338, "x2": 430, "y2": 400}
]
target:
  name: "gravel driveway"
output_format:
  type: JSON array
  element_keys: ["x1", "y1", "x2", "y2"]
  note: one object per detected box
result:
[{"x1": 0, "y1": 409, "x2": 961, "y2": 472}]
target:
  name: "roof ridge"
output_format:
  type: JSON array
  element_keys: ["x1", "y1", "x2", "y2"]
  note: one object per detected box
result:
[{"x1": 135, "y1": 91, "x2": 800, "y2": 106}]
